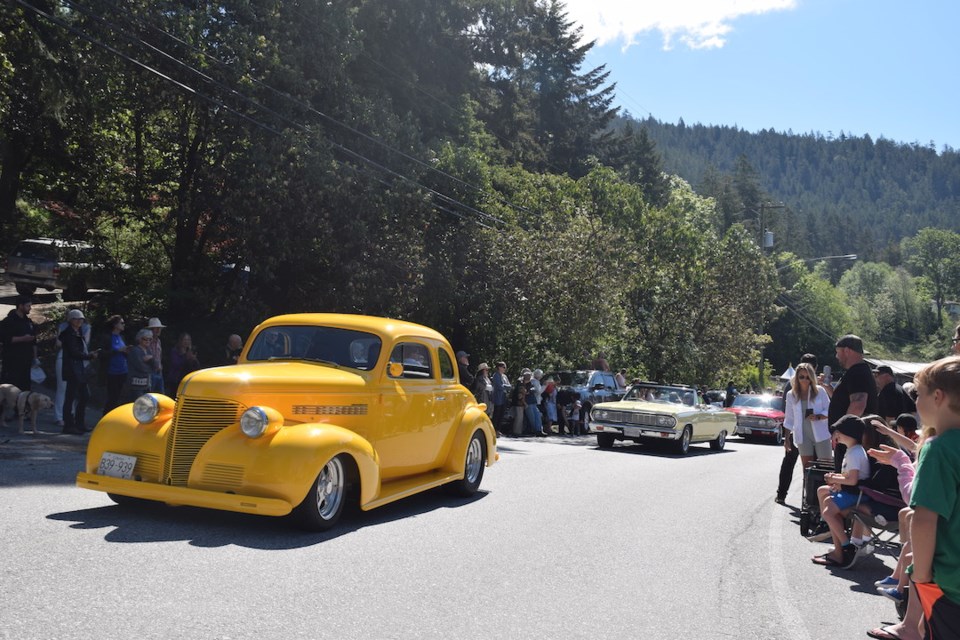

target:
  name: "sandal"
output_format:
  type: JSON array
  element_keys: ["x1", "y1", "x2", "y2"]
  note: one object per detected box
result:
[
  {"x1": 866, "y1": 625, "x2": 901, "y2": 639},
  {"x1": 811, "y1": 553, "x2": 842, "y2": 566}
]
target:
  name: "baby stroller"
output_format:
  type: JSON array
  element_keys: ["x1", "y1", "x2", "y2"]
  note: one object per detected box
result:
[{"x1": 799, "y1": 459, "x2": 835, "y2": 536}]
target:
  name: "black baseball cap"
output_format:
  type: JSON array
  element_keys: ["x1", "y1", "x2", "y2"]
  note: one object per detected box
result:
[
  {"x1": 832, "y1": 414, "x2": 865, "y2": 441},
  {"x1": 873, "y1": 365, "x2": 894, "y2": 376},
  {"x1": 836, "y1": 335, "x2": 864, "y2": 354}
]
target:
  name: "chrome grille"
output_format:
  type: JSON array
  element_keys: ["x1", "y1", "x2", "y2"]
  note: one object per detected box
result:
[
  {"x1": 163, "y1": 398, "x2": 242, "y2": 486},
  {"x1": 604, "y1": 411, "x2": 662, "y2": 426},
  {"x1": 738, "y1": 415, "x2": 776, "y2": 428},
  {"x1": 293, "y1": 404, "x2": 368, "y2": 416}
]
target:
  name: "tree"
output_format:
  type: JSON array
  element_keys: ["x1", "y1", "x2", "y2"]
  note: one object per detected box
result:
[
  {"x1": 473, "y1": 0, "x2": 617, "y2": 176},
  {"x1": 902, "y1": 228, "x2": 960, "y2": 327}
]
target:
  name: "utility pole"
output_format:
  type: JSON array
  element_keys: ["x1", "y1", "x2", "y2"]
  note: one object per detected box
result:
[{"x1": 757, "y1": 202, "x2": 785, "y2": 388}]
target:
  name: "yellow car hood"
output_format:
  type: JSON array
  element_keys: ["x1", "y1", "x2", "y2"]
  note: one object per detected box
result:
[
  {"x1": 179, "y1": 361, "x2": 369, "y2": 398},
  {"x1": 594, "y1": 399, "x2": 701, "y2": 417}
]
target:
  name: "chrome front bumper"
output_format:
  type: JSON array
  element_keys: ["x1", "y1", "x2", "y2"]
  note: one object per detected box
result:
[{"x1": 590, "y1": 421, "x2": 681, "y2": 440}]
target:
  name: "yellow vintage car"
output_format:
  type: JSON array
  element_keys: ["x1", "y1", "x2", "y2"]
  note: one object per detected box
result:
[
  {"x1": 589, "y1": 382, "x2": 736, "y2": 454},
  {"x1": 76, "y1": 314, "x2": 498, "y2": 530}
]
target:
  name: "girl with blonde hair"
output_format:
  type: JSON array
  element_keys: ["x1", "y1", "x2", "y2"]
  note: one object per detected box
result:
[{"x1": 784, "y1": 362, "x2": 833, "y2": 468}]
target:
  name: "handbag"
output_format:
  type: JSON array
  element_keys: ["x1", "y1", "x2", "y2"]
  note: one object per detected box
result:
[{"x1": 30, "y1": 364, "x2": 46, "y2": 384}]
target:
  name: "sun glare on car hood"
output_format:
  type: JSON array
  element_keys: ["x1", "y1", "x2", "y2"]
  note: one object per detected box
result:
[{"x1": 180, "y1": 361, "x2": 369, "y2": 397}]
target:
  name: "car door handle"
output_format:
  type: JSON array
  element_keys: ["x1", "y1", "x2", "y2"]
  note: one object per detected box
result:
[{"x1": 435, "y1": 395, "x2": 446, "y2": 401}]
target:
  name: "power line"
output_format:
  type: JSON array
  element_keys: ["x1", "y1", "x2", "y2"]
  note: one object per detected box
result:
[
  {"x1": 67, "y1": 0, "x2": 518, "y2": 224},
  {"x1": 17, "y1": 0, "x2": 503, "y2": 229}
]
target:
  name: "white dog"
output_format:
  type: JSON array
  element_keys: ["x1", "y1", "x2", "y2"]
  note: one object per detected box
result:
[
  {"x1": 16, "y1": 390, "x2": 55, "y2": 435},
  {"x1": 0, "y1": 383, "x2": 21, "y2": 428}
]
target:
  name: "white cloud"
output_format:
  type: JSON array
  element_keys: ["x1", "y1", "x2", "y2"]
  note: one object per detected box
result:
[{"x1": 564, "y1": 0, "x2": 797, "y2": 50}]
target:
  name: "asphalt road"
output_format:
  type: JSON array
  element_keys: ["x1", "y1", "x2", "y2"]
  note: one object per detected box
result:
[{"x1": 0, "y1": 429, "x2": 902, "y2": 640}]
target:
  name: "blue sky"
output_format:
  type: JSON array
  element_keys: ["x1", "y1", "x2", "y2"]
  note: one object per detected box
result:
[{"x1": 566, "y1": 0, "x2": 959, "y2": 151}]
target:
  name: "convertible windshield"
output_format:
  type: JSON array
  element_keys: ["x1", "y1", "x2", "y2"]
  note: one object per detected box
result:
[
  {"x1": 624, "y1": 384, "x2": 699, "y2": 406},
  {"x1": 732, "y1": 394, "x2": 784, "y2": 411},
  {"x1": 246, "y1": 325, "x2": 382, "y2": 371}
]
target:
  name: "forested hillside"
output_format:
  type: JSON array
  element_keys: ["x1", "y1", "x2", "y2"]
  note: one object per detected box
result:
[{"x1": 632, "y1": 116, "x2": 960, "y2": 261}]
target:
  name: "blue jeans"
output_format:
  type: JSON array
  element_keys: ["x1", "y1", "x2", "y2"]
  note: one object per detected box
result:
[
  {"x1": 524, "y1": 405, "x2": 543, "y2": 433},
  {"x1": 150, "y1": 373, "x2": 164, "y2": 394}
]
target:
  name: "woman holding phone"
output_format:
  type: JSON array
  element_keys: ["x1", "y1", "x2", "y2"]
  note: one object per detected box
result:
[{"x1": 784, "y1": 362, "x2": 833, "y2": 472}]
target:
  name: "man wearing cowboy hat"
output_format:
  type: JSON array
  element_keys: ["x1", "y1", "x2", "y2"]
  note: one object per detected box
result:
[{"x1": 146, "y1": 318, "x2": 165, "y2": 393}]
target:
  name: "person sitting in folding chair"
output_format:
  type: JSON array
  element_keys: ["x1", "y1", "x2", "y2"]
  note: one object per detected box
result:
[{"x1": 811, "y1": 415, "x2": 873, "y2": 569}]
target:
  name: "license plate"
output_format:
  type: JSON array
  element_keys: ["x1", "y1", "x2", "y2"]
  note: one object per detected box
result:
[
  {"x1": 623, "y1": 426, "x2": 641, "y2": 437},
  {"x1": 24, "y1": 264, "x2": 35, "y2": 272},
  {"x1": 97, "y1": 452, "x2": 137, "y2": 479}
]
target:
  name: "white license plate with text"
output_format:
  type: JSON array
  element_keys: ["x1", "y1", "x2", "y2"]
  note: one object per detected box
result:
[
  {"x1": 623, "y1": 426, "x2": 642, "y2": 437},
  {"x1": 97, "y1": 452, "x2": 137, "y2": 479}
]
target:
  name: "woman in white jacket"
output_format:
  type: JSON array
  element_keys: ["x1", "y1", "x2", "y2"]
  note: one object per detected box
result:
[{"x1": 783, "y1": 362, "x2": 833, "y2": 467}]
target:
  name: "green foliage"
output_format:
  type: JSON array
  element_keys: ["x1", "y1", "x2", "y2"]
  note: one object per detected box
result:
[
  {"x1": 5, "y1": 0, "x2": 953, "y2": 388},
  {"x1": 902, "y1": 228, "x2": 960, "y2": 326},
  {"x1": 634, "y1": 116, "x2": 960, "y2": 261}
]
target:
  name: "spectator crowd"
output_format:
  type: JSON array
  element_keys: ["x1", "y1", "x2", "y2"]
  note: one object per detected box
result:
[
  {"x1": 774, "y1": 332, "x2": 960, "y2": 640},
  {"x1": 0, "y1": 295, "x2": 244, "y2": 433}
]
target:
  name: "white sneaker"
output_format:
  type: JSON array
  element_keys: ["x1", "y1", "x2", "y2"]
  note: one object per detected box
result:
[{"x1": 854, "y1": 542, "x2": 875, "y2": 562}]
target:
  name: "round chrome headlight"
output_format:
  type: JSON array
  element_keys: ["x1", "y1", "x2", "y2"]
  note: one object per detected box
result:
[
  {"x1": 133, "y1": 394, "x2": 160, "y2": 424},
  {"x1": 656, "y1": 415, "x2": 677, "y2": 428},
  {"x1": 240, "y1": 407, "x2": 269, "y2": 438}
]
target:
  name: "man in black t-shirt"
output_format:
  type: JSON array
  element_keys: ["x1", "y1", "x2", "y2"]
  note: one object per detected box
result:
[
  {"x1": 828, "y1": 335, "x2": 878, "y2": 471},
  {"x1": 874, "y1": 364, "x2": 916, "y2": 423},
  {"x1": 0, "y1": 296, "x2": 38, "y2": 390}
]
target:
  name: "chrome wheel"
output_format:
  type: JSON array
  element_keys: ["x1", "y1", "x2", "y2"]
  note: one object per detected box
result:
[
  {"x1": 675, "y1": 426, "x2": 692, "y2": 455},
  {"x1": 315, "y1": 456, "x2": 345, "y2": 521},
  {"x1": 710, "y1": 429, "x2": 726, "y2": 451},
  {"x1": 464, "y1": 434, "x2": 483, "y2": 485},
  {"x1": 447, "y1": 430, "x2": 486, "y2": 496},
  {"x1": 294, "y1": 454, "x2": 351, "y2": 531}
]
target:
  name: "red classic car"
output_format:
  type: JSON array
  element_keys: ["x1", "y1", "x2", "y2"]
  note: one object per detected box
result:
[{"x1": 725, "y1": 394, "x2": 785, "y2": 444}]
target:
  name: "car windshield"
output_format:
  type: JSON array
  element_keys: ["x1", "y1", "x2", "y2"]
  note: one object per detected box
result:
[
  {"x1": 623, "y1": 384, "x2": 699, "y2": 406},
  {"x1": 732, "y1": 394, "x2": 784, "y2": 411},
  {"x1": 246, "y1": 325, "x2": 382, "y2": 371},
  {"x1": 13, "y1": 241, "x2": 58, "y2": 260}
]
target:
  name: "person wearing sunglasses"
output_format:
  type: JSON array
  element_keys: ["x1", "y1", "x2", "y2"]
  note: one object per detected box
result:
[{"x1": 782, "y1": 361, "x2": 833, "y2": 498}]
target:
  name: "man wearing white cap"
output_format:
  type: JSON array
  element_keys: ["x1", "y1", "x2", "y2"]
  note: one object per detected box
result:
[
  {"x1": 59, "y1": 309, "x2": 99, "y2": 434},
  {"x1": 54, "y1": 307, "x2": 90, "y2": 426},
  {"x1": 146, "y1": 318, "x2": 165, "y2": 393}
]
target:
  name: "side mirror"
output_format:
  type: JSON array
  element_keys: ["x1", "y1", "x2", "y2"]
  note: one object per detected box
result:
[{"x1": 387, "y1": 362, "x2": 404, "y2": 378}]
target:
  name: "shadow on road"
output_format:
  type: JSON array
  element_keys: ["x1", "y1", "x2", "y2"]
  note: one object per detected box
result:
[
  {"x1": 47, "y1": 487, "x2": 489, "y2": 549},
  {"x1": 592, "y1": 441, "x2": 736, "y2": 458}
]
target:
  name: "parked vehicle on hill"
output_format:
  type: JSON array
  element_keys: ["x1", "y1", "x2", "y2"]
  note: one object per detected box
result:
[
  {"x1": 4, "y1": 238, "x2": 124, "y2": 298},
  {"x1": 77, "y1": 313, "x2": 498, "y2": 531}
]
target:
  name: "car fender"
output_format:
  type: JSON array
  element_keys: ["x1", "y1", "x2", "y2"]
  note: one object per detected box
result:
[
  {"x1": 84, "y1": 405, "x2": 173, "y2": 478},
  {"x1": 443, "y1": 406, "x2": 496, "y2": 475},
  {"x1": 86, "y1": 411, "x2": 382, "y2": 510},
  {"x1": 192, "y1": 422, "x2": 382, "y2": 509}
]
